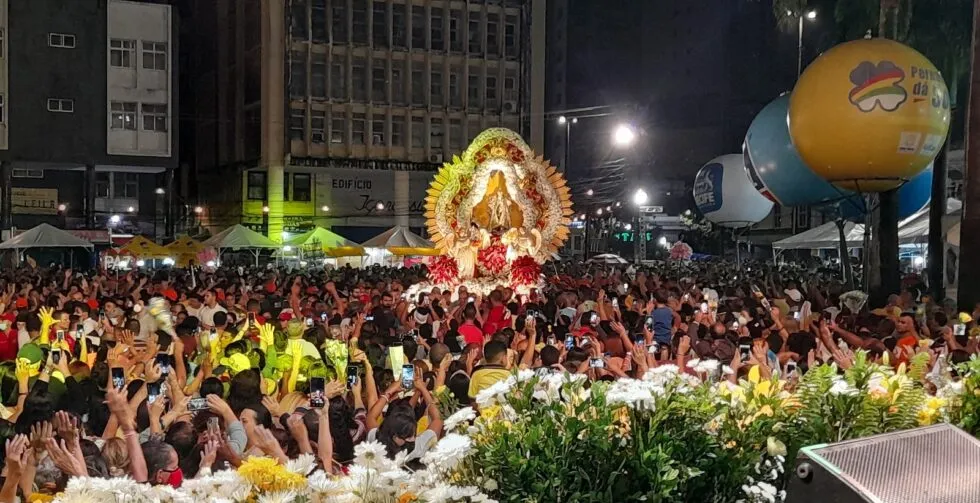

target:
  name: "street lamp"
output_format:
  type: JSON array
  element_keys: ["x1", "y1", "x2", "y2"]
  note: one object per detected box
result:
[
  {"x1": 155, "y1": 188, "x2": 165, "y2": 195},
  {"x1": 194, "y1": 206, "x2": 203, "y2": 214},
  {"x1": 612, "y1": 124, "x2": 636, "y2": 147},
  {"x1": 633, "y1": 188, "x2": 649, "y2": 206},
  {"x1": 57, "y1": 203, "x2": 67, "y2": 212},
  {"x1": 585, "y1": 188, "x2": 594, "y2": 197},
  {"x1": 262, "y1": 206, "x2": 270, "y2": 213},
  {"x1": 797, "y1": 10, "x2": 817, "y2": 77},
  {"x1": 321, "y1": 205, "x2": 330, "y2": 212},
  {"x1": 109, "y1": 215, "x2": 121, "y2": 225},
  {"x1": 127, "y1": 206, "x2": 135, "y2": 213},
  {"x1": 557, "y1": 116, "x2": 578, "y2": 174},
  {"x1": 376, "y1": 202, "x2": 385, "y2": 211},
  {"x1": 633, "y1": 188, "x2": 649, "y2": 264}
]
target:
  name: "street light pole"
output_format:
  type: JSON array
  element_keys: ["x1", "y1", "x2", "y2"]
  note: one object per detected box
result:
[{"x1": 797, "y1": 14, "x2": 804, "y2": 77}]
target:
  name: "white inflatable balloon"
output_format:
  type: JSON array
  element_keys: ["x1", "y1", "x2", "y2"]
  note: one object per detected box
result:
[{"x1": 693, "y1": 154, "x2": 773, "y2": 228}]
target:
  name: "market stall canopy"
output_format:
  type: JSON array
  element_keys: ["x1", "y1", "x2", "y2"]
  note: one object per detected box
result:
[
  {"x1": 587, "y1": 253, "x2": 629, "y2": 265},
  {"x1": 286, "y1": 227, "x2": 364, "y2": 256},
  {"x1": 0, "y1": 223, "x2": 94, "y2": 250},
  {"x1": 165, "y1": 236, "x2": 205, "y2": 267},
  {"x1": 896, "y1": 198, "x2": 962, "y2": 245},
  {"x1": 202, "y1": 225, "x2": 279, "y2": 250},
  {"x1": 772, "y1": 221, "x2": 866, "y2": 250},
  {"x1": 361, "y1": 226, "x2": 439, "y2": 256},
  {"x1": 118, "y1": 235, "x2": 169, "y2": 259}
]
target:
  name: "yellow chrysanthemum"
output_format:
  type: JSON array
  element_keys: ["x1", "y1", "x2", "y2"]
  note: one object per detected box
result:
[
  {"x1": 28, "y1": 494, "x2": 54, "y2": 503},
  {"x1": 398, "y1": 492, "x2": 419, "y2": 503},
  {"x1": 238, "y1": 456, "x2": 307, "y2": 493}
]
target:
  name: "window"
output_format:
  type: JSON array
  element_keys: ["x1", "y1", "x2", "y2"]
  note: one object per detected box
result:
[
  {"x1": 330, "y1": 0, "x2": 346, "y2": 43},
  {"x1": 504, "y1": 16, "x2": 517, "y2": 58},
  {"x1": 48, "y1": 98, "x2": 74, "y2": 113},
  {"x1": 431, "y1": 8, "x2": 444, "y2": 51},
  {"x1": 449, "y1": 65, "x2": 462, "y2": 107},
  {"x1": 411, "y1": 69, "x2": 424, "y2": 106},
  {"x1": 449, "y1": 10, "x2": 463, "y2": 52},
  {"x1": 372, "y1": 1, "x2": 387, "y2": 48},
  {"x1": 311, "y1": 52, "x2": 327, "y2": 98},
  {"x1": 430, "y1": 69, "x2": 443, "y2": 106},
  {"x1": 411, "y1": 116, "x2": 424, "y2": 148},
  {"x1": 352, "y1": 112, "x2": 366, "y2": 144},
  {"x1": 372, "y1": 114, "x2": 386, "y2": 145},
  {"x1": 48, "y1": 33, "x2": 75, "y2": 48},
  {"x1": 467, "y1": 66, "x2": 481, "y2": 107},
  {"x1": 430, "y1": 117, "x2": 443, "y2": 150},
  {"x1": 486, "y1": 14, "x2": 499, "y2": 56},
  {"x1": 331, "y1": 115, "x2": 345, "y2": 143},
  {"x1": 449, "y1": 119, "x2": 462, "y2": 150},
  {"x1": 293, "y1": 174, "x2": 312, "y2": 201},
  {"x1": 0, "y1": 94, "x2": 4, "y2": 124},
  {"x1": 283, "y1": 173, "x2": 291, "y2": 200},
  {"x1": 95, "y1": 172, "x2": 110, "y2": 198},
  {"x1": 352, "y1": 1, "x2": 368, "y2": 45},
  {"x1": 141, "y1": 41, "x2": 167, "y2": 70},
  {"x1": 142, "y1": 103, "x2": 168, "y2": 132},
  {"x1": 352, "y1": 57, "x2": 367, "y2": 101},
  {"x1": 486, "y1": 76, "x2": 498, "y2": 107},
  {"x1": 290, "y1": 50, "x2": 307, "y2": 98},
  {"x1": 504, "y1": 69, "x2": 517, "y2": 100},
  {"x1": 289, "y1": 108, "x2": 306, "y2": 140},
  {"x1": 110, "y1": 101, "x2": 137, "y2": 129},
  {"x1": 247, "y1": 171, "x2": 267, "y2": 200},
  {"x1": 11, "y1": 168, "x2": 44, "y2": 179},
  {"x1": 0, "y1": 29, "x2": 4, "y2": 56},
  {"x1": 391, "y1": 65, "x2": 404, "y2": 104},
  {"x1": 392, "y1": 115, "x2": 405, "y2": 146},
  {"x1": 330, "y1": 53, "x2": 346, "y2": 100},
  {"x1": 468, "y1": 117, "x2": 481, "y2": 141},
  {"x1": 392, "y1": 4, "x2": 407, "y2": 48},
  {"x1": 411, "y1": 6, "x2": 426, "y2": 49},
  {"x1": 110, "y1": 39, "x2": 135, "y2": 68},
  {"x1": 311, "y1": 109, "x2": 326, "y2": 143},
  {"x1": 292, "y1": 0, "x2": 309, "y2": 39},
  {"x1": 311, "y1": 0, "x2": 327, "y2": 41},
  {"x1": 113, "y1": 173, "x2": 139, "y2": 198},
  {"x1": 372, "y1": 60, "x2": 386, "y2": 102},
  {"x1": 468, "y1": 11, "x2": 482, "y2": 52}
]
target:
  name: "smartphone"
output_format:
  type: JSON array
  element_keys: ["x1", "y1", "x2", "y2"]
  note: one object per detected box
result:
[
  {"x1": 187, "y1": 397, "x2": 209, "y2": 412},
  {"x1": 634, "y1": 334, "x2": 645, "y2": 346},
  {"x1": 346, "y1": 365, "x2": 359, "y2": 390},
  {"x1": 321, "y1": 312, "x2": 328, "y2": 322},
  {"x1": 155, "y1": 353, "x2": 171, "y2": 376},
  {"x1": 51, "y1": 349, "x2": 62, "y2": 365},
  {"x1": 786, "y1": 361, "x2": 798, "y2": 375},
  {"x1": 305, "y1": 317, "x2": 314, "y2": 328},
  {"x1": 247, "y1": 312, "x2": 256, "y2": 325},
  {"x1": 564, "y1": 335, "x2": 574, "y2": 351},
  {"x1": 468, "y1": 296, "x2": 475, "y2": 303},
  {"x1": 581, "y1": 335, "x2": 591, "y2": 347},
  {"x1": 76, "y1": 327, "x2": 84, "y2": 340},
  {"x1": 207, "y1": 416, "x2": 220, "y2": 437},
  {"x1": 98, "y1": 309, "x2": 105, "y2": 321},
  {"x1": 147, "y1": 381, "x2": 162, "y2": 404},
  {"x1": 590, "y1": 313, "x2": 599, "y2": 325},
  {"x1": 682, "y1": 293, "x2": 690, "y2": 302},
  {"x1": 111, "y1": 367, "x2": 125, "y2": 390},
  {"x1": 209, "y1": 327, "x2": 217, "y2": 339},
  {"x1": 611, "y1": 298, "x2": 619, "y2": 309},
  {"x1": 309, "y1": 377, "x2": 326, "y2": 408},
  {"x1": 401, "y1": 364, "x2": 415, "y2": 390},
  {"x1": 365, "y1": 315, "x2": 375, "y2": 321},
  {"x1": 793, "y1": 311, "x2": 802, "y2": 321},
  {"x1": 700, "y1": 302, "x2": 709, "y2": 314},
  {"x1": 589, "y1": 357, "x2": 605, "y2": 369},
  {"x1": 731, "y1": 321, "x2": 740, "y2": 331},
  {"x1": 648, "y1": 342, "x2": 659, "y2": 354},
  {"x1": 739, "y1": 344, "x2": 752, "y2": 361},
  {"x1": 645, "y1": 316, "x2": 654, "y2": 331},
  {"x1": 56, "y1": 330, "x2": 65, "y2": 342},
  {"x1": 954, "y1": 323, "x2": 967, "y2": 336}
]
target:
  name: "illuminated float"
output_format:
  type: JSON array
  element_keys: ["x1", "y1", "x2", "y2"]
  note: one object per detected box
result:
[
  {"x1": 788, "y1": 38, "x2": 951, "y2": 192},
  {"x1": 419, "y1": 128, "x2": 573, "y2": 294}
]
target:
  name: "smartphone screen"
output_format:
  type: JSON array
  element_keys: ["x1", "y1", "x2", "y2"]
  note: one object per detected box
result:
[
  {"x1": 305, "y1": 318, "x2": 314, "y2": 328},
  {"x1": 187, "y1": 397, "x2": 209, "y2": 411},
  {"x1": 401, "y1": 364, "x2": 415, "y2": 389},
  {"x1": 467, "y1": 296, "x2": 475, "y2": 303},
  {"x1": 51, "y1": 349, "x2": 61, "y2": 365},
  {"x1": 700, "y1": 303, "x2": 709, "y2": 314},
  {"x1": 564, "y1": 335, "x2": 575, "y2": 351},
  {"x1": 111, "y1": 367, "x2": 125, "y2": 390},
  {"x1": 147, "y1": 381, "x2": 162, "y2": 404},
  {"x1": 247, "y1": 312, "x2": 256, "y2": 324},
  {"x1": 589, "y1": 357, "x2": 604, "y2": 369},
  {"x1": 155, "y1": 353, "x2": 171, "y2": 376},
  {"x1": 346, "y1": 366, "x2": 358, "y2": 390},
  {"x1": 590, "y1": 313, "x2": 599, "y2": 325},
  {"x1": 207, "y1": 416, "x2": 220, "y2": 437},
  {"x1": 645, "y1": 316, "x2": 654, "y2": 331},
  {"x1": 309, "y1": 377, "x2": 326, "y2": 408},
  {"x1": 321, "y1": 312, "x2": 328, "y2": 322},
  {"x1": 786, "y1": 361, "x2": 798, "y2": 375},
  {"x1": 546, "y1": 336, "x2": 556, "y2": 345},
  {"x1": 954, "y1": 323, "x2": 967, "y2": 336},
  {"x1": 739, "y1": 344, "x2": 751, "y2": 361},
  {"x1": 56, "y1": 330, "x2": 65, "y2": 342},
  {"x1": 647, "y1": 342, "x2": 659, "y2": 354}
]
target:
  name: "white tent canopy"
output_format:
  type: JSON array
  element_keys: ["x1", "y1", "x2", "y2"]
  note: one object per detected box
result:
[
  {"x1": 587, "y1": 253, "x2": 629, "y2": 264},
  {"x1": 361, "y1": 226, "x2": 434, "y2": 249},
  {"x1": 202, "y1": 224, "x2": 279, "y2": 249},
  {"x1": 772, "y1": 221, "x2": 865, "y2": 250},
  {"x1": 286, "y1": 226, "x2": 360, "y2": 249},
  {"x1": 897, "y1": 199, "x2": 962, "y2": 245},
  {"x1": 0, "y1": 223, "x2": 94, "y2": 250}
]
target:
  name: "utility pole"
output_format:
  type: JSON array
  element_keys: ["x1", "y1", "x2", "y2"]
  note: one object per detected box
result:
[{"x1": 957, "y1": 0, "x2": 980, "y2": 310}]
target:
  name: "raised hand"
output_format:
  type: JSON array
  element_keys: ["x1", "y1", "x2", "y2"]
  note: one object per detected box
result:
[
  {"x1": 46, "y1": 437, "x2": 87, "y2": 477},
  {"x1": 4, "y1": 434, "x2": 30, "y2": 478}
]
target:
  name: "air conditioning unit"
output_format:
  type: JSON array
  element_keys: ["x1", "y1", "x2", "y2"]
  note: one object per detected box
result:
[
  {"x1": 429, "y1": 154, "x2": 443, "y2": 163},
  {"x1": 503, "y1": 100, "x2": 517, "y2": 113}
]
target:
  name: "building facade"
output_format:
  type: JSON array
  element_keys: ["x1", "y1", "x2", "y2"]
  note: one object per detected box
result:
[
  {"x1": 185, "y1": 0, "x2": 546, "y2": 243},
  {"x1": 0, "y1": 0, "x2": 178, "y2": 241}
]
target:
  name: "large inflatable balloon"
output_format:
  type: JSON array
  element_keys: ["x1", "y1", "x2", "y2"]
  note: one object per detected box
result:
[
  {"x1": 744, "y1": 94, "x2": 854, "y2": 207},
  {"x1": 789, "y1": 38, "x2": 950, "y2": 192},
  {"x1": 693, "y1": 154, "x2": 774, "y2": 228},
  {"x1": 838, "y1": 163, "x2": 933, "y2": 221}
]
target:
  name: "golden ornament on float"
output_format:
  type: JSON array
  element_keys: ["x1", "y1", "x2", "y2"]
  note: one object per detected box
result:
[{"x1": 788, "y1": 38, "x2": 951, "y2": 192}]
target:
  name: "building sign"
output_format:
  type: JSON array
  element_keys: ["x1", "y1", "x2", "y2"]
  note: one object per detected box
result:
[
  {"x1": 639, "y1": 205, "x2": 664, "y2": 214},
  {"x1": 312, "y1": 167, "x2": 431, "y2": 218},
  {"x1": 12, "y1": 188, "x2": 58, "y2": 215}
]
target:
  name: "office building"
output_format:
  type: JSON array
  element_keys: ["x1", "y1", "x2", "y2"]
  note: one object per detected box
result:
[{"x1": 0, "y1": 0, "x2": 178, "y2": 241}]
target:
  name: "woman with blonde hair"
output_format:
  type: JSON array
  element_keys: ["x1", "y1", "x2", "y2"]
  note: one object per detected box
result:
[{"x1": 102, "y1": 437, "x2": 131, "y2": 478}]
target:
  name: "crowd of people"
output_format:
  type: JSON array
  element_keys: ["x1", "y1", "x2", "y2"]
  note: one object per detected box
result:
[{"x1": 0, "y1": 259, "x2": 971, "y2": 500}]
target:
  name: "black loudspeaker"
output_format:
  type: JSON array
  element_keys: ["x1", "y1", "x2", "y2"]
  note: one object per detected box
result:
[{"x1": 786, "y1": 424, "x2": 980, "y2": 502}]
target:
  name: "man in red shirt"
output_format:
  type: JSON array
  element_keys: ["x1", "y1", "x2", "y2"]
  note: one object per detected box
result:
[
  {"x1": 483, "y1": 290, "x2": 510, "y2": 336},
  {"x1": 459, "y1": 304, "x2": 484, "y2": 346}
]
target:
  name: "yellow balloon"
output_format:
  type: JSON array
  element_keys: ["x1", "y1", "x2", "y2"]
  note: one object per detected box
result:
[{"x1": 789, "y1": 38, "x2": 950, "y2": 192}]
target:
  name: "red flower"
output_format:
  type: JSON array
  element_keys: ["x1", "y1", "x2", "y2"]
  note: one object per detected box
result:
[
  {"x1": 510, "y1": 255, "x2": 541, "y2": 287},
  {"x1": 428, "y1": 255, "x2": 459, "y2": 285},
  {"x1": 477, "y1": 242, "x2": 508, "y2": 276}
]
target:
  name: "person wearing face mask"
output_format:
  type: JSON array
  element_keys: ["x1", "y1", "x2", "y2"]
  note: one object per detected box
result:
[
  {"x1": 141, "y1": 440, "x2": 183, "y2": 487},
  {"x1": 0, "y1": 313, "x2": 16, "y2": 361}
]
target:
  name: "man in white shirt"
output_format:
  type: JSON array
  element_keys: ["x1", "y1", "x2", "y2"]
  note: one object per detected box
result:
[{"x1": 186, "y1": 290, "x2": 227, "y2": 329}]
